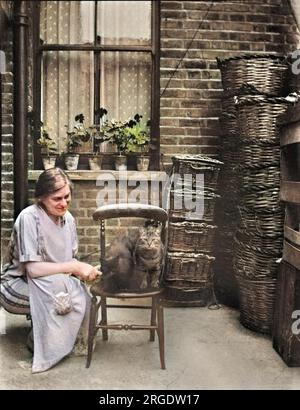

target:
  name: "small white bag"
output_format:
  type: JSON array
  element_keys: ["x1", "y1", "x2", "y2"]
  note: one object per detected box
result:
[{"x1": 53, "y1": 291, "x2": 73, "y2": 315}]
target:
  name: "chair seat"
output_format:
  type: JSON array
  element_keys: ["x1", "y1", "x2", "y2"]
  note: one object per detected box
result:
[
  {"x1": 0, "y1": 293, "x2": 30, "y2": 316},
  {"x1": 90, "y1": 280, "x2": 164, "y2": 299}
]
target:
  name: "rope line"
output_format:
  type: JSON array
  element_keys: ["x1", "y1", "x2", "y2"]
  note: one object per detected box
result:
[{"x1": 160, "y1": 1, "x2": 215, "y2": 98}]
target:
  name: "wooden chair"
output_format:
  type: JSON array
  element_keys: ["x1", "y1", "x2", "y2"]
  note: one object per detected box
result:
[
  {"x1": 0, "y1": 285, "x2": 32, "y2": 350},
  {"x1": 86, "y1": 203, "x2": 168, "y2": 370},
  {"x1": 0, "y1": 287, "x2": 30, "y2": 316}
]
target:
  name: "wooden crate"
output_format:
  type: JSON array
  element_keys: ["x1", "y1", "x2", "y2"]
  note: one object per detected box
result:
[
  {"x1": 282, "y1": 204, "x2": 300, "y2": 270},
  {"x1": 272, "y1": 261, "x2": 300, "y2": 366}
]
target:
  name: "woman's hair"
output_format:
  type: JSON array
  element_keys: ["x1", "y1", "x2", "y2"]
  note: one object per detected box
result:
[{"x1": 35, "y1": 168, "x2": 73, "y2": 199}]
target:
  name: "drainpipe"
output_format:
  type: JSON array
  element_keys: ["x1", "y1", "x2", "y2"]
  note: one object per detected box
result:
[{"x1": 13, "y1": 0, "x2": 28, "y2": 219}]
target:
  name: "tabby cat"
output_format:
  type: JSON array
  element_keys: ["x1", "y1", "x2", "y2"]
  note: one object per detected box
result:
[{"x1": 101, "y1": 220, "x2": 164, "y2": 292}]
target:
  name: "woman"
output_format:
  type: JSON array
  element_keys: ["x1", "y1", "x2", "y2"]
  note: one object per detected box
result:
[{"x1": 0, "y1": 168, "x2": 101, "y2": 373}]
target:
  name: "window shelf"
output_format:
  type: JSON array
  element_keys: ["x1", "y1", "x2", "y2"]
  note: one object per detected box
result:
[{"x1": 28, "y1": 170, "x2": 167, "y2": 182}]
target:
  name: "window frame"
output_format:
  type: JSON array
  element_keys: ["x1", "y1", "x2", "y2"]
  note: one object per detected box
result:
[{"x1": 32, "y1": 0, "x2": 160, "y2": 170}]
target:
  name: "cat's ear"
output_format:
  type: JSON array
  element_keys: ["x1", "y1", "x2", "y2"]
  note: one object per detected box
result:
[
  {"x1": 139, "y1": 227, "x2": 147, "y2": 237},
  {"x1": 155, "y1": 225, "x2": 162, "y2": 235}
]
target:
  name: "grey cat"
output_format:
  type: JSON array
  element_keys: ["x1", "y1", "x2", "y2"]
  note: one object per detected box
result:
[{"x1": 101, "y1": 220, "x2": 164, "y2": 292}]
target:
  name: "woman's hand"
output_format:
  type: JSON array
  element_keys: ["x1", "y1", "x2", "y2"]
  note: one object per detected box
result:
[{"x1": 71, "y1": 261, "x2": 102, "y2": 281}]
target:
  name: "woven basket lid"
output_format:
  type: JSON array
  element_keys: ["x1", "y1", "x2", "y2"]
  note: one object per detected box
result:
[
  {"x1": 216, "y1": 53, "x2": 287, "y2": 68},
  {"x1": 235, "y1": 94, "x2": 294, "y2": 107},
  {"x1": 172, "y1": 154, "x2": 223, "y2": 166}
]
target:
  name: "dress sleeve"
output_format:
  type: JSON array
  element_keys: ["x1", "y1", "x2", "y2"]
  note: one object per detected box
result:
[{"x1": 16, "y1": 211, "x2": 43, "y2": 263}]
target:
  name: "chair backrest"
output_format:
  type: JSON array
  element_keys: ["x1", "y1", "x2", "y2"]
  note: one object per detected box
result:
[
  {"x1": 93, "y1": 203, "x2": 168, "y2": 291},
  {"x1": 94, "y1": 203, "x2": 168, "y2": 256},
  {"x1": 93, "y1": 203, "x2": 168, "y2": 222}
]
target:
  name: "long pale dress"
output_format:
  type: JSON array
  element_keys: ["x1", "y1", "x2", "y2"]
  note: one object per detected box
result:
[{"x1": 0, "y1": 204, "x2": 90, "y2": 373}]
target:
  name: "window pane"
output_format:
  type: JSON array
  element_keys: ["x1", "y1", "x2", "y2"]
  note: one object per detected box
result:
[
  {"x1": 100, "y1": 52, "x2": 151, "y2": 122},
  {"x1": 40, "y1": 1, "x2": 95, "y2": 44},
  {"x1": 41, "y1": 51, "x2": 94, "y2": 152},
  {"x1": 97, "y1": 1, "x2": 151, "y2": 46}
]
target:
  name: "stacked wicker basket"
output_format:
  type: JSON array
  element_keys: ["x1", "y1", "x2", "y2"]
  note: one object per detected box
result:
[
  {"x1": 163, "y1": 154, "x2": 222, "y2": 306},
  {"x1": 217, "y1": 54, "x2": 290, "y2": 334}
]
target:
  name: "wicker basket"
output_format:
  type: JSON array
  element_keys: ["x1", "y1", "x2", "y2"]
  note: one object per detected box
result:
[
  {"x1": 173, "y1": 174, "x2": 212, "y2": 192},
  {"x1": 164, "y1": 251, "x2": 215, "y2": 284},
  {"x1": 162, "y1": 286, "x2": 212, "y2": 307},
  {"x1": 238, "y1": 205, "x2": 284, "y2": 237},
  {"x1": 169, "y1": 189, "x2": 219, "y2": 221},
  {"x1": 217, "y1": 54, "x2": 288, "y2": 97},
  {"x1": 220, "y1": 96, "x2": 239, "y2": 136},
  {"x1": 221, "y1": 95, "x2": 237, "y2": 115},
  {"x1": 233, "y1": 240, "x2": 281, "y2": 280},
  {"x1": 239, "y1": 140, "x2": 280, "y2": 169},
  {"x1": 236, "y1": 95, "x2": 291, "y2": 143},
  {"x1": 168, "y1": 221, "x2": 217, "y2": 253},
  {"x1": 236, "y1": 275, "x2": 278, "y2": 334},
  {"x1": 235, "y1": 228, "x2": 283, "y2": 255},
  {"x1": 239, "y1": 166, "x2": 280, "y2": 191},
  {"x1": 240, "y1": 187, "x2": 281, "y2": 211},
  {"x1": 172, "y1": 155, "x2": 223, "y2": 190},
  {"x1": 219, "y1": 113, "x2": 238, "y2": 138}
]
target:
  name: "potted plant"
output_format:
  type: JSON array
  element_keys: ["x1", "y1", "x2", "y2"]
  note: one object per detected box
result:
[
  {"x1": 102, "y1": 118, "x2": 132, "y2": 170},
  {"x1": 87, "y1": 125, "x2": 103, "y2": 170},
  {"x1": 64, "y1": 113, "x2": 96, "y2": 170},
  {"x1": 125, "y1": 114, "x2": 151, "y2": 171},
  {"x1": 86, "y1": 108, "x2": 112, "y2": 170},
  {"x1": 94, "y1": 107, "x2": 116, "y2": 154},
  {"x1": 37, "y1": 124, "x2": 59, "y2": 169},
  {"x1": 72, "y1": 113, "x2": 93, "y2": 154},
  {"x1": 64, "y1": 126, "x2": 82, "y2": 171}
]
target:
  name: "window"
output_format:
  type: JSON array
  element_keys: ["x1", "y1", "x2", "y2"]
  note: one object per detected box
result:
[{"x1": 33, "y1": 1, "x2": 160, "y2": 169}]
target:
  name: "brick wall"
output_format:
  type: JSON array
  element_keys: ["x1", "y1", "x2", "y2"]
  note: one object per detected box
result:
[
  {"x1": 160, "y1": 0, "x2": 300, "y2": 167},
  {"x1": 1, "y1": 26, "x2": 14, "y2": 263},
  {"x1": 1, "y1": 3, "x2": 34, "y2": 264}
]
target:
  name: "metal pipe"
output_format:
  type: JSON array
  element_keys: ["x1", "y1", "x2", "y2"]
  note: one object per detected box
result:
[{"x1": 13, "y1": 1, "x2": 29, "y2": 219}]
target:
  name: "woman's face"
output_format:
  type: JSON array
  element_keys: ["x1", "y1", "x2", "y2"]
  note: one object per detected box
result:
[{"x1": 41, "y1": 183, "x2": 71, "y2": 217}]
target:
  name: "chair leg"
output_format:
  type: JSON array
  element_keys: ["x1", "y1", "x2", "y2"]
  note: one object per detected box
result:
[
  {"x1": 157, "y1": 301, "x2": 166, "y2": 370},
  {"x1": 86, "y1": 295, "x2": 98, "y2": 368},
  {"x1": 100, "y1": 296, "x2": 108, "y2": 341},
  {"x1": 150, "y1": 296, "x2": 157, "y2": 342}
]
